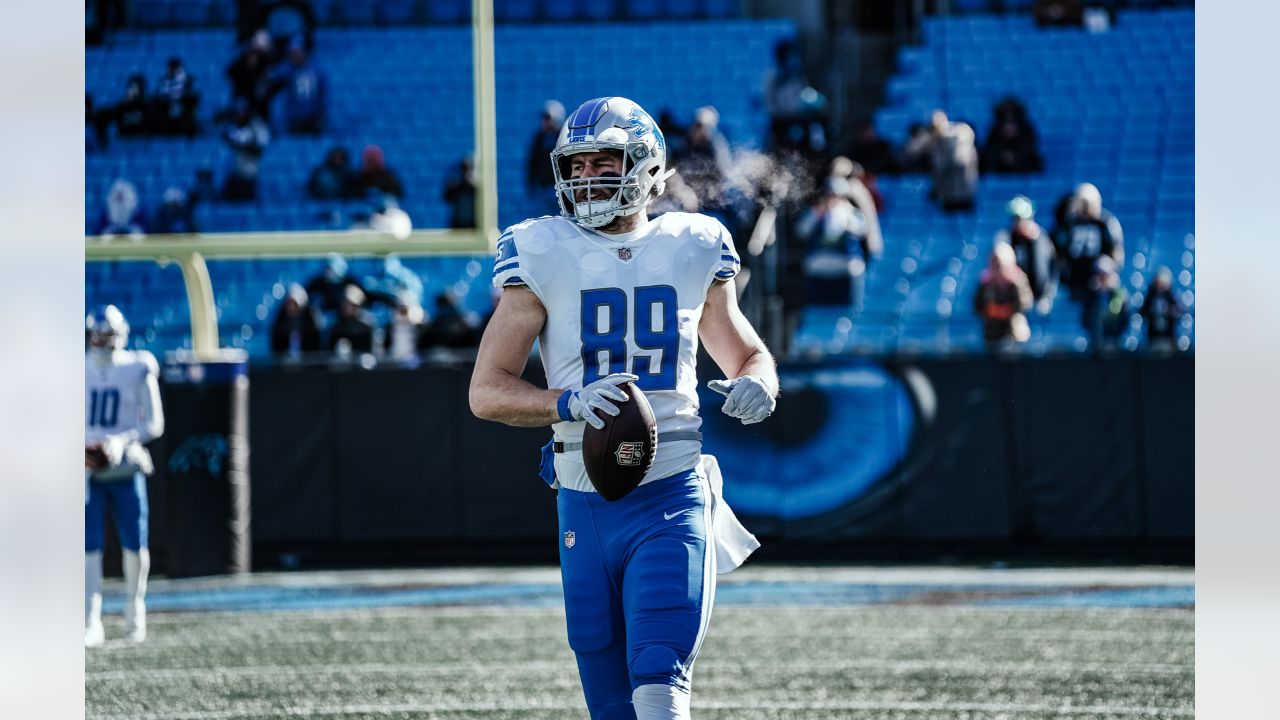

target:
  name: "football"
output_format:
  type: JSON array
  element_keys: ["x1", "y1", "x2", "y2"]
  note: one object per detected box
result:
[
  {"x1": 581, "y1": 381, "x2": 657, "y2": 501},
  {"x1": 85, "y1": 444, "x2": 109, "y2": 471}
]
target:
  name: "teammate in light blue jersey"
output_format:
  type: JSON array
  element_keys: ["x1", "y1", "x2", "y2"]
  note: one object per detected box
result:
[
  {"x1": 470, "y1": 97, "x2": 778, "y2": 719},
  {"x1": 84, "y1": 305, "x2": 165, "y2": 647}
]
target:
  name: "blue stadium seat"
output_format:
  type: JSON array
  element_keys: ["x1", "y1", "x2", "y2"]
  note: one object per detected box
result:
[{"x1": 426, "y1": 0, "x2": 470, "y2": 23}]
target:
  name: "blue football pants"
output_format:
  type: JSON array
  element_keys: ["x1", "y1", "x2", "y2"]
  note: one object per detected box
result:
[
  {"x1": 557, "y1": 468, "x2": 716, "y2": 720},
  {"x1": 86, "y1": 471, "x2": 149, "y2": 552}
]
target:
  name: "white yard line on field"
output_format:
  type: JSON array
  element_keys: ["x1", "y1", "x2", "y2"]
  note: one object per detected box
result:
[
  {"x1": 86, "y1": 656, "x2": 1192, "y2": 683},
  {"x1": 92, "y1": 698, "x2": 1194, "y2": 720}
]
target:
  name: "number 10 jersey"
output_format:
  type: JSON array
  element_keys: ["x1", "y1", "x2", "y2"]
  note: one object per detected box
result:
[{"x1": 493, "y1": 212, "x2": 741, "y2": 493}]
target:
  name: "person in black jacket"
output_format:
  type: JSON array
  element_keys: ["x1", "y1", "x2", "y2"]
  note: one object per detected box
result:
[
  {"x1": 328, "y1": 285, "x2": 375, "y2": 355},
  {"x1": 981, "y1": 97, "x2": 1043, "y2": 173},
  {"x1": 304, "y1": 253, "x2": 366, "y2": 316},
  {"x1": 270, "y1": 283, "x2": 322, "y2": 359},
  {"x1": 1140, "y1": 266, "x2": 1185, "y2": 352},
  {"x1": 307, "y1": 147, "x2": 359, "y2": 200},
  {"x1": 442, "y1": 156, "x2": 475, "y2": 229},
  {"x1": 1055, "y1": 182, "x2": 1124, "y2": 300},
  {"x1": 113, "y1": 75, "x2": 152, "y2": 137},
  {"x1": 526, "y1": 100, "x2": 564, "y2": 212},
  {"x1": 1002, "y1": 195, "x2": 1057, "y2": 313},
  {"x1": 153, "y1": 57, "x2": 200, "y2": 137}
]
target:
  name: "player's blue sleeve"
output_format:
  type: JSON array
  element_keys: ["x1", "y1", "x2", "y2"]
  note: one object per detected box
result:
[
  {"x1": 713, "y1": 220, "x2": 741, "y2": 281},
  {"x1": 492, "y1": 228, "x2": 527, "y2": 289}
]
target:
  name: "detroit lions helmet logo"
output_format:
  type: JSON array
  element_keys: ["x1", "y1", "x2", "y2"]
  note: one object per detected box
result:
[{"x1": 627, "y1": 107, "x2": 665, "y2": 152}]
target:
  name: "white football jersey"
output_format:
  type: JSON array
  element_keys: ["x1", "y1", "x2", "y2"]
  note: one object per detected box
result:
[
  {"x1": 493, "y1": 212, "x2": 741, "y2": 493},
  {"x1": 86, "y1": 349, "x2": 164, "y2": 474}
]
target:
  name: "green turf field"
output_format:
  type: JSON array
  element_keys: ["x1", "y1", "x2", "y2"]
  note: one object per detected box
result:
[{"x1": 85, "y1": 567, "x2": 1193, "y2": 719}]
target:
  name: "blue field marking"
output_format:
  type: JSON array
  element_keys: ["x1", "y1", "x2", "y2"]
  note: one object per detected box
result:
[
  {"x1": 102, "y1": 580, "x2": 1194, "y2": 615},
  {"x1": 970, "y1": 585, "x2": 1196, "y2": 609}
]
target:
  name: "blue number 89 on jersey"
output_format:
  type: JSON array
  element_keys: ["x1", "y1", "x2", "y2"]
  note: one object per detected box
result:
[{"x1": 580, "y1": 286, "x2": 678, "y2": 391}]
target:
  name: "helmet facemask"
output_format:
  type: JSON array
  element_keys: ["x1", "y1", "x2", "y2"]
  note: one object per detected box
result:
[
  {"x1": 549, "y1": 98, "x2": 674, "y2": 229},
  {"x1": 86, "y1": 305, "x2": 129, "y2": 357}
]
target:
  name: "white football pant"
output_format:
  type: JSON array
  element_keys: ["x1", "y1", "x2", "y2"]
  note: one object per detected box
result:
[
  {"x1": 632, "y1": 684, "x2": 691, "y2": 720},
  {"x1": 85, "y1": 551, "x2": 104, "y2": 647},
  {"x1": 123, "y1": 548, "x2": 149, "y2": 642}
]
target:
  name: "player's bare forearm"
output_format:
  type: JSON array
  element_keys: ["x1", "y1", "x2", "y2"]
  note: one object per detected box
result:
[
  {"x1": 471, "y1": 368, "x2": 565, "y2": 427},
  {"x1": 699, "y1": 278, "x2": 780, "y2": 399},
  {"x1": 729, "y1": 346, "x2": 779, "y2": 398},
  {"x1": 469, "y1": 286, "x2": 563, "y2": 427}
]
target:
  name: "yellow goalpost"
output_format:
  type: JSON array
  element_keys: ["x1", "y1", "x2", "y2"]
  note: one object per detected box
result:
[{"x1": 84, "y1": 0, "x2": 501, "y2": 360}]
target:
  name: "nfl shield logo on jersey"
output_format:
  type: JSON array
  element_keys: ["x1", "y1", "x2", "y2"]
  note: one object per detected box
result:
[
  {"x1": 616, "y1": 247, "x2": 632, "y2": 261},
  {"x1": 564, "y1": 531, "x2": 576, "y2": 548},
  {"x1": 614, "y1": 442, "x2": 646, "y2": 467}
]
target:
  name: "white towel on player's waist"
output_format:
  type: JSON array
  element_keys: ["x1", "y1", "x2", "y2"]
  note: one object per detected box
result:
[{"x1": 699, "y1": 453, "x2": 760, "y2": 574}]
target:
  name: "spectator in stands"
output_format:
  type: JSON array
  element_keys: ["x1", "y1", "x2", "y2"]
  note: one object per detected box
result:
[
  {"x1": 271, "y1": 40, "x2": 326, "y2": 135},
  {"x1": 327, "y1": 285, "x2": 376, "y2": 356},
  {"x1": 673, "y1": 106, "x2": 735, "y2": 215},
  {"x1": 364, "y1": 254, "x2": 424, "y2": 308},
  {"x1": 1055, "y1": 182, "x2": 1125, "y2": 299},
  {"x1": 974, "y1": 243, "x2": 1033, "y2": 350},
  {"x1": 847, "y1": 120, "x2": 898, "y2": 176},
  {"x1": 900, "y1": 122, "x2": 933, "y2": 175},
  {"x1": 657, "y1": 109, "x2": 687, "y2": 160},
  {"x1": 526, "y1": 100, "x2": 565, "y2": 211},
  {"x1": 235, "y1": 0, "x2": 263, "y2": 43},
  {"x1": 307, "y1": 147, "x2": 359, "y2": 200},
  {"x1": 795, "y1": 177, "x2": 869, "y2": 310},
  {"x1": 189, "y1": 167, "x2": 218, "y2": 208},
  {"x1": 383, "y1": 291, "x2": 427, "y2": 366},
  {"x1": 96, "y1": 179, "x2": 147, "y2": 237},
  {"x1": 1140, "y1": 266, "x2": 1185, "y2": 352},
  {"x1": 305, "y1": 253, "x2": 366, "y2": 317},
  {"x1": 928, "y1": 111, "x2": 978, "y2": 211},
  {"x1": 86, "y1": 94, "x2": 110, "y2": 153},
  {"x1": 269, "y1": 283, "x2": 322, "y2": 359},
  {"x1": 851, "y1": 159, "x2": 885, "y2": 212},
  {"x1": 1035, "y1": 0, "x2": 1084, "y2": 27},
  {"x1": 263, "y1": 2, "x2": 317, "y2": 54},
  {"x1": 421, "y1": 292, "x2": 479, "y2": 350},
  {"x1": 1081, "y1": 255, "x2": 1129, "y2": 350},
  {"x1": 221, "y1": 99, "x2": 270, "y2": 201},
  {"x1": 150, "y1": 187, "x2": 198, "y2": 234},
  {"x1": 113, "y1": 74, "x2": 152, "y2": 137},
  {"x1": 829, "y1": 156, "x2": 883, "y2": 262},
  {"x1": 357, "y1": 144, "x2": 404, "y2": 199},
  {"x1": 153, "y1": 57, "x2": 200, "y2": 137},
  {"x1": 226, "y1": 30, "x2": 275, "y2": 120},
  {"x1": 981, "y1": 97, "x2": 1043, "y2": 174},
  {"x1": 763, "y1": 38, "x2": 823, "y2": 154},
  {"x1": 367, "y1": 194, "x2": 414, "y2": 241},
  {"x1": 443, "y1": 155, "x2": 476, "y2": 229},
  {"x1": 1000, "y1": 195, "x2": 1056, "y2": 314}
]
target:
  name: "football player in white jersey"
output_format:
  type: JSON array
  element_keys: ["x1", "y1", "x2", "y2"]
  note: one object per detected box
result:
[
  {"x1": 470, "y1": 97, "x2": 778, "y2": 720},
  {"x1": 84, "y1": 305, "x2": 165, "y2": 646}
]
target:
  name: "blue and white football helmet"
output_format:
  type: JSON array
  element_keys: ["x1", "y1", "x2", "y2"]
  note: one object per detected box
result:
[
  {"x1": 86, "y1": 304, "x2": 129, "y2": 352},
  {"x1": 551, "y1": 97, "x2": 675, "y2": 229}
]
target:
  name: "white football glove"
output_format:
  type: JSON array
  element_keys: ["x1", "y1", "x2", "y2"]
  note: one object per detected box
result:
[
  {"x1": 707, "y1": 376, "x2": 775, "y2": 425},
  {"x1": 563, "y1": 373, "x2": 638, "y2": 430}
]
